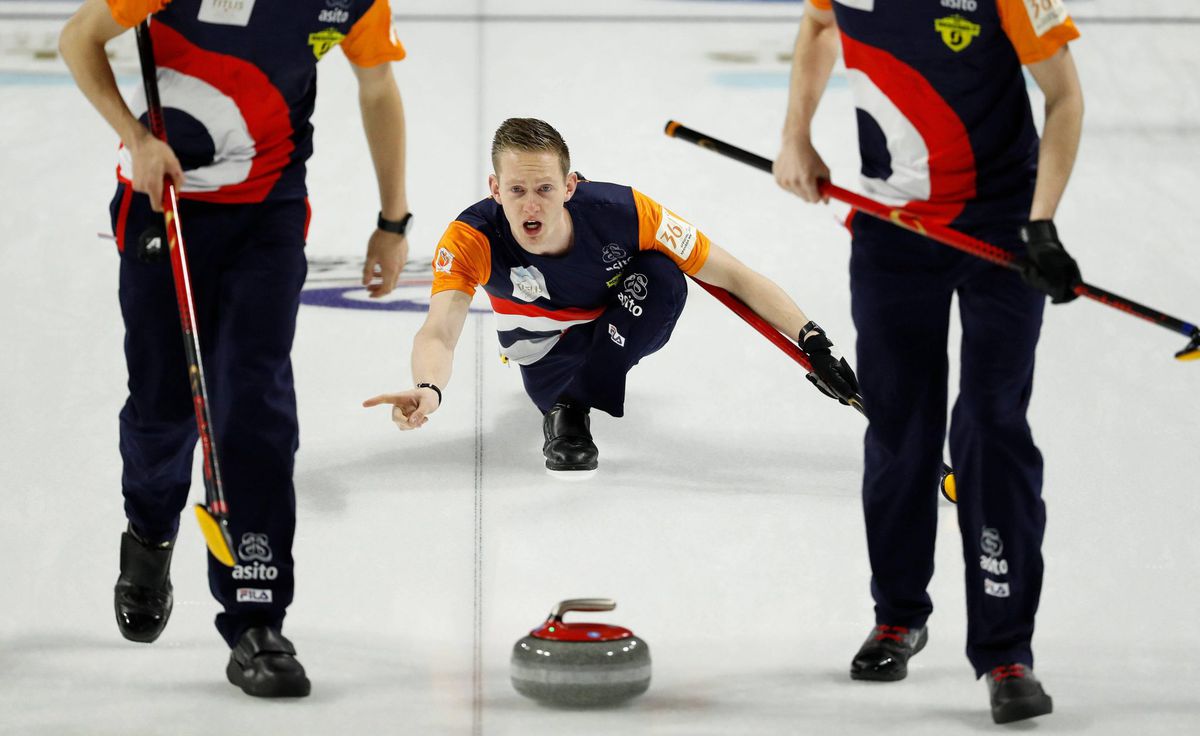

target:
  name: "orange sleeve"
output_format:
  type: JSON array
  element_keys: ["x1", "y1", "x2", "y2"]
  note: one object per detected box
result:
[
  {"x1": 808, "y1": 0, "x2": 833, "y2": 11},
  {"x1": 631, "y1": 189, "x2": 711, "y2": 276},
  {"x1": 430, "y1": 221, "x2": 492, "y2": 297},
  {"x1": 105, "y1": 0, "x2": 170, "y2": 28},
  {"x1": 341, "y1": 0, "x2": 407, "y2": 66},
  {"x1": 998, "y1": 0, "x2": 1080, "y2": 65}
]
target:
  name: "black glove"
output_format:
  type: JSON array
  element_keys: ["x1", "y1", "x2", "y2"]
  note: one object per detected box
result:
[
  {"x1": 799, "y1": 321, "x2": 859, "y2": 405},
  {"x1": 1019, "y1": 219, "x2": 1081, "y2": 303}
]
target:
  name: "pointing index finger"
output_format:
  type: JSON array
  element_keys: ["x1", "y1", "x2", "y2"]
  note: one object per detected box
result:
[{"x1": 362, "y1": 394, "x2": 398, "y2": 408}]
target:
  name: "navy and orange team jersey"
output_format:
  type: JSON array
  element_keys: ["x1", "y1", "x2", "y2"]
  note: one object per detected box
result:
[
  {"x1": 809, "y1": 0, "x2": 1079, "y2": 227},
  {"x1": 431, "y1": 181, "x2": 712, "y2": 366},
  {"x1": 106, "y1": 0, "x2": 405, "y2": 203}
]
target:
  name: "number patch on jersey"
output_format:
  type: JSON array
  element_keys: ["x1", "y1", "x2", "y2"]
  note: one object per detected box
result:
[
  {"x1": 655, "y1": 210, "x2": 697, "y2": 261},
  {"x1": 1024, "y1": 0, "x2": 1068, "y2": 37},
  {"x1": 198, "y1": 0, "x2": 256, "y2": 27}
]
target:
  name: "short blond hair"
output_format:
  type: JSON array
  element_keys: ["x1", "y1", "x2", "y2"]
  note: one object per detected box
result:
[{"x1": 491, "y1": 118, "x2": 570, "y2": 176}]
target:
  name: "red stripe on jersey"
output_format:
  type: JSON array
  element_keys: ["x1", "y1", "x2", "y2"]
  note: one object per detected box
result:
[
  {"x1": 151, "y1": 22, "x2": 294, "y2": 203},
  {"x1": 841, "y1": 33, "x2": 974, "y2": 224},
  {"x1": 488, "y1": 296, "x2": 605, "y2": 322}
]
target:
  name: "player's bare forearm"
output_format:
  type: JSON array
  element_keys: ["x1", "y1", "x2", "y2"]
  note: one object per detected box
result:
[
  {"x1": 781, "y1": 4, "x2": 839, "y2": 143},
  {"x1": 411, "y1": 290, "x2": 473, "y2": 391},
  {"x1": 411, "y1": 329, "x2": 456, "y2": 393},
  {"x1": 1028, "y1": 46, "x2": 1084, "y2": 221},
  {"x1": 695, "y1": 245, "x2": 810, "y2": 340},
  {"x1": 353, "y1": 61, "x2": 409, "y2": 220}
]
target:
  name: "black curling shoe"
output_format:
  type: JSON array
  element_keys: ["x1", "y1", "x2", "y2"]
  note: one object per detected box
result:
[
  {"x1": 850, "y1": 625, "x2": 928, "y2": 681},
  {"x1": 988, "y1": 664, "x2": 1052, "y2": 724},
  {"x1": 226, "y1": 627, "x2": 311, "y2": 698},
  {"x1": 114, "y1": 526, "x2": 175, "y2": 643},
  {"x1": 542, "y1": 402, "x2": 599, "y2": 472}
]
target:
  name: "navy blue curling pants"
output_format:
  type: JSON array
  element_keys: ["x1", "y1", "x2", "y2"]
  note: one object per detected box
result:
[
  {"x1": 849, "y1": 213, "x2": 1047, "y2": 677},
  {"x1": 521, "y1": 251, "x2": 687, "y2": 416},
  {"x1": 110, "y1": 184, "x2": 307, "y2": 647}
]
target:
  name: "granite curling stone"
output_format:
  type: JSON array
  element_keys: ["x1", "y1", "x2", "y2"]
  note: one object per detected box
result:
[{"x1": 511, "y1": 598, "x2": 651, "y2": 706}]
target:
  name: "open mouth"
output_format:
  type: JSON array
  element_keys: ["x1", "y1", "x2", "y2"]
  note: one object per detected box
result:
[{"x1": 522, "y1": 220, "x2": 542, "y2": 236}]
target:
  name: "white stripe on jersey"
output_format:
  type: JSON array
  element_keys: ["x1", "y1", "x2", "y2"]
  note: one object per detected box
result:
[{"x1": 119, "y1": 68, "x2": 255, "y2": 193}]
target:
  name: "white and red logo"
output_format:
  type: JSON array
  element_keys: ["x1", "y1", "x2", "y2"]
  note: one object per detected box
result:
[{"x1": 236, "y1": 588, "x2": 273, "y2": 603}]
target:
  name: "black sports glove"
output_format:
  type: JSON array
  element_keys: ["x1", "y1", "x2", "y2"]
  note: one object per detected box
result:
[
  {"x1": 1019, "y1": 219, "x2": 1082, "y2": 304},
  {"x1": 799, "y1": 321, "x2": 860, "y2": 406}
]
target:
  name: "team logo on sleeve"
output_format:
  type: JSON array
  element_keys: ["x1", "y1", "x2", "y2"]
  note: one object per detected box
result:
[
  {"x1": 934, "y1": 15, "x2": 981, "y2": 52},
  {"x1": 434, "y1": 247, "x2": 455, "y2": 274},
  {"x1": 655, "y1": 210, "x2": 697, "y2": 261},
  {"x1": 509, "y1": 265, "x2": 551, "y2": 303},
  {"x1": 308, "y1": 29, "x2": 346, "y2": 60}
]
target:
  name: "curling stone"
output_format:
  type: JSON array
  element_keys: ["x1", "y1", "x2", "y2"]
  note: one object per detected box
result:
[{"x1": 511, "y1": 598, "x2": 650, "y2": 707}]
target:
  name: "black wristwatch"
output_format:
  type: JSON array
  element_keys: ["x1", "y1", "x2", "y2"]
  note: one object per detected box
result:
[{"x1": 377, "y1": 211, "x2": 413, "y2": 235}]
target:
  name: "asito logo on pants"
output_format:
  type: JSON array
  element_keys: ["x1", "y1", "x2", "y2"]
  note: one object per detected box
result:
[
  {"x1": 238, "y1": 532, "x2": 273, "y2": 562},
  {"x1": 979, "y1": 526, "x2": 1010, "y2": 597},
  {"x1": 233, "y1": 532, "x2": 279, "y2": 581},
  {"x1": 617, "y1": 273, "x2": 648, "y2": 317}
]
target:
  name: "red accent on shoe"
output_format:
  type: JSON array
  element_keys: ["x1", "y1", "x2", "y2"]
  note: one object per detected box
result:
[
  {"x1": 873, "y1": 625, "x2": 910, "y2": 642},
  {"x1": 991, "y1": 664, "x2": 1027, "y2": 681}
]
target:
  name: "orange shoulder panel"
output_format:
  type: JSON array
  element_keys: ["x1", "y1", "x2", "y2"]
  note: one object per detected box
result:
[
  {"x1": 106, "y1": 0, "x2": 170, "y2": 28},
  {"x1": 808, "y1": 0, "x2": 833, "y2": 11},
  {"x1": 342, "y1": 0, "x2": 407, "y2": 66},
  {"x1": 430, "y1": 220, "x2": 492, "y2": 297},
  {"x1": 631, "y1": 189, "x2": 711, "y2": 276},
  {"x1": 998, "y1": 0, "x2": 1080, "y2": 65}
]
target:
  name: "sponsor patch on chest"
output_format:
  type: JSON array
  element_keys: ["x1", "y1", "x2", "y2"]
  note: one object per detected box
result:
[
  {"x1": 934, "y1": 15, "x2": 982, "y2": 52},
  {"x1": 308, "y1": 29, "x2": 346, "y2": 60},
  {"x1": 319, "y1": 8, "x2": 349, "y2": 23},
  {"x1": 198, "y1": 0, "x2": 256, "y2": 27},
  {"x1": 509, "y1": 265, "x2": 551, "y2": 303}
]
